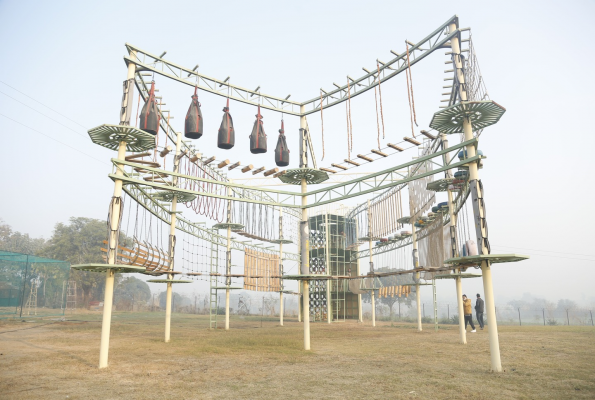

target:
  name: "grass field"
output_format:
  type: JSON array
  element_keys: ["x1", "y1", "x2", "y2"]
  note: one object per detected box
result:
[{"x1": 1, "y1": 312, "x2": 594, "y2": 399}]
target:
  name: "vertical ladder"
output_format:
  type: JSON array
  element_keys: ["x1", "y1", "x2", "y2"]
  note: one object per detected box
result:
[
  {"x1": 25, "y1": 282, "x2": 37, "y2": 315},
  {"x1": 209, "y1": 228, "x2": 219, "y2": 329},
  {"x1": 66, "y1": 281, "x2": 76, "y2": 312}
]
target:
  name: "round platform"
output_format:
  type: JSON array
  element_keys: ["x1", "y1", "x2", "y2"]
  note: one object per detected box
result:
[
  {"x1": 429, "y1": 100, "x2": 506, "y2": 135},
  {"x1": 88, "y1": 124, "x2": 156, "y2": 152},
  {"x1": 71, "y1": 263, "x2": 146, "y2": 274},
  {"x1": 212, "y1": 286, "x2": 244, "y2": 290},
  {"x1": 358, "y1": 236, "x2": 383, "y2": 242},
  {"x1": 152, "y1": 191, "x2": 197, "y2": 203},
  {"x1": 433, "y1": 273, "x2": 482, "y2": 280},
  {"x1": 282, "y1": 274, "x2": 332, "y2": 281},
  {"x1": 278, "y1": 168, "x2": 329, "y2": 185},
  {"x1": 147, "y1": 279, "x2": 192, "y2": 284},
  {"x1": 271, "y1": 239, "x2": 293, "y2": 244},
  {"x1": 212, "y1": 223, "x2": 245, "y2": 230},
  {"x1": 426, "y1": 178, "x2": 455, "y2": 192},
  {"x1": 397, "y1": 216, "x2": 412, "y2": 224}
]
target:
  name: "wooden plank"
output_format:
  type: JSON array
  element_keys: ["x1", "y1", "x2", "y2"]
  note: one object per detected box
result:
[
  {"x1": 217, "y1": 159, "x2": 230, "y2": 169},
  {"x1": 228, "y1": 161, "x2": 240, "y2": 170},
  {"x1": 320, "y1": 167, "x2": 336, "y2": 174},
  {"x1": 273, "y1": 170, "x2": 286, "y2": 178},
  {"x1": 203, "y1": 156, "x2": 216, "y2": 165},
  {"x1": 387, "y1": 143, "x2": 404, "y2": 151},
  {"x1": 344, "y1": 159, "x2": 360, "y2": 166},
  {"x1": 252, "y1": 166, "x2": 265, "y2": 175},
  {"x1": 241, "y1": 164, "x2": 253, "y2": 173},
  {"x1": 403, "y1": 137, "x2": 421, "y2": 146},
  {"x1": 160, "y1": 145, "x2": 172, "y2": 157},
  {"x1": 125, "y1": 152, "x2": 152, "y2": 161},
  {"x1": 263, "y1": 167, "x2": 279, "y2": 177},
  {"x1": 371, "y1": 149, "x2": 388, "y2": 157},
  {"x1": 420, "y1": 130, "x2": 436, "y2": 140},
  {"x1": 189, "y1": 153, "x2": 201, "y2": 162},
  {"x1": 331, "y1": 163, "x2": 347, "y2": 170},
  {"x1": 357, "y1": 154, "x2": 373, "y2": 162}
]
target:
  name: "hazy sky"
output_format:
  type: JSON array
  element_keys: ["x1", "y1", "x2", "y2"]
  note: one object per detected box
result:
[{"x1": 1, "y1": 0, "x2": 594, "y2": 305}]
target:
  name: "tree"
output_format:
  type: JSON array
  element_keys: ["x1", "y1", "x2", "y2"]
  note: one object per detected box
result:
[
  {"x1": 115, "y1": 276, "x2": 151, "y2": 310},
  {"x1": 0, "y1": 218, "x2": 46, "y2": 254}
]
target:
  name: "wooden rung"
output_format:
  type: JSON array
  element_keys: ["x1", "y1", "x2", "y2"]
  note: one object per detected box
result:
[
  {"x1": 189, "y1": 153, "x2": 200, "y2": 163},
  {"x1": 160, "y1": 146, "x2": 172, "y2": 157},
  {"x1": 228, "y1": 161, "x2": 240, "y2": 170},
  {"x1": 241, "y1": 164, "x2": 253, "y2": 173},
  {"x1": 252, "y1": 166, "x2": 265, "y2": 175},
  {"x1": 131, "y1": 159, "x2": 160, "y2": 167},
  {"x1": 403, "y1": 137, "x2": 421, "y2": 146},
  {"x1": 387, "y1": 143, "x2": 404, "y2": 151},
  {"x1": 357, "y1": 154, "x2": 373, "y2": 162},
  {"x1": 125, "y1": 152, "x2": 152, "y2": 161},
  {"x1": 320, "y1": 167, "x2": 336, "y2": 174},
  {"x1": 186, "y1": 272, "x2": 202, "y2": 276},
  {"x1": 331, "y1": 163, "x2": 347, "y2": 170},
  {"x1": 210, "y1": 273, "x2": 222, "y2": 276},
  {"x1": 263, "y1": 167, "x2": 279, "y2": 177},
  {"x1": 371, "y1": 149, "x2": 388, "y2": 157},
  {"x1": 273, "y1": 170, "x2": 286, "y2": 178},
  {"x1": 217, "y1": 159, "x2": 230, "y2": 169},
  {"x1": 344, "y1": 159, "x2": 360, "y2": 166},
  {"x1": 203, "y1": 156, "x2": 216, "y2": 165},
  {"x1": 420, "y1": 130, "x2": 436, "y2": 140}
]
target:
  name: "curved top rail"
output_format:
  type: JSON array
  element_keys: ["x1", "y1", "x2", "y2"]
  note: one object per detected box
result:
[{"x1": 124, "y1": 15, "x2": 461, "y2": 116}]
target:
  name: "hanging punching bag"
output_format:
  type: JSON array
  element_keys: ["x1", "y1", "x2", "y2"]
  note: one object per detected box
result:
[
  {"x1": 274, "y1": 120, "x2": 289, "y2": 167},
  {"x1": 184, "y1": 86, "x2": 203, "y2": 139},
  {"x1": 217, "y1": 98, "x2": 235, "y2": 149},
  {"x1": 249, "y1": 105, "x2": 267, "y2": 154},
  {"x1": 139, "y1": 81, "x2": 160, "y2": 135}
]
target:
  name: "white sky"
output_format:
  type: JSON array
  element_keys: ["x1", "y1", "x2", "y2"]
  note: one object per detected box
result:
[{"x1": 1, "y1": 0, "x2": 594, "y2": 306}]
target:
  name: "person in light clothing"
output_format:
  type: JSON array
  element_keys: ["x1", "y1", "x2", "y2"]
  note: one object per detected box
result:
[{"x1": 462, "y1": 294, "x2": 476, "y2": 332}]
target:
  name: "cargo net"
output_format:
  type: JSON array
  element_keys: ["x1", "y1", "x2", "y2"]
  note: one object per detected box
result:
[
  {"x1": 243, "y1": 248, "x2": 280, "y2": 292},
  {"x1": 232, "y1": 202, "x2": 299, "y2": 244},
  {"x1": 408, "y1": 157, "x2": 436, "y2": 219},
  {"x1": 418, "y1": 218, "x2": 449, "y2": 279}
]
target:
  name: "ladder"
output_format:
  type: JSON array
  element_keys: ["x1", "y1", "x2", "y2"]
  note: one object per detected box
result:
[
  {"x1": 66, "y1": 281, "x2": 76, "y2": 311},
  {"x1": 25, "y1": 282, "x2": 37, "y2": 315},
  {"x1": 209, "y1": 228, "x2": 219, "y2": 329}
]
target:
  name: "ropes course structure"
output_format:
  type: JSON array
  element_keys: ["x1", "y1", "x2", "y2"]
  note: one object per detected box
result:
[{"x1": 72, "y1": 15, "x2": 529, "y2": 373}]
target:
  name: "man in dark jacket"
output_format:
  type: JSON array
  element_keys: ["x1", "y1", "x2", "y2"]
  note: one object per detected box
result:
[{"x1": 475, "y1": 294, "x2": 485, "y2": 330}]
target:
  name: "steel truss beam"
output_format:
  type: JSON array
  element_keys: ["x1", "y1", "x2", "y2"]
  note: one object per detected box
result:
[
  {"x1": 122, "y1": 183, "x2": 300, "y2": 262},
  {"x1": 123, "y1": 15, "x2": 462, "y2": 116},
  {"x1": 111, "y1": 138, "x2": 478, "y2": 209}
]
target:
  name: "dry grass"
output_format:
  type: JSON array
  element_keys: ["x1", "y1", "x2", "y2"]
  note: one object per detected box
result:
[{"x1": 0, "y1": 312, "x2": 594, "y2": 399}]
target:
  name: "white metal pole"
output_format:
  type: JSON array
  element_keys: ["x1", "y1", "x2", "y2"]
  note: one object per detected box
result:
[
  {"x1": 324, "y1": 213, "x2": 332, "y2": 324},
  {"x1": 299, "y1": 105, "x2": 310, "y2": 350},
  {"x1": 279, "y1": 208, "x2": 284, "y2": 327},
  {"x1": 356, "y1": 220, "x2": 362, "y2": 323},
  {"x1": 412, "y1": 224, "x2": 422, "y2": 332},
  {"x1": 456, "y1": 276, "x2": 466, "y2": 344},
  {"x1": 98, "y1": 50, "x2": 136, "y2": 369},
  {"x1": 449, "y1": 20, "x2": 501, "y2": 371},
  {"x1": 225, "y1": 185, "x2": 232, "y2": 331},
  {"x1": 367, "y1": 200, "x2": 375, "y2": 327}
]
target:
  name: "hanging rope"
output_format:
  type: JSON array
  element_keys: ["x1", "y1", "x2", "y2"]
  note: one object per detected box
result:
[
  {"x1": 405, "y1": 43, "x2": 418, "y2": 137},
  {"x1": 376, "y1": 61, "x2": 385, "y2": 139},
  {"x1": 320, "y1": 91, "x2": 325, "y2": 161}
]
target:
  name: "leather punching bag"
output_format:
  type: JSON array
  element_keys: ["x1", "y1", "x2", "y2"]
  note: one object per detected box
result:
[
  {"x1": 274, "y1": 120, "x2": 289, "y2": 167},
  {"x1": 217, "y1": 98, "x2": 235, "y2": 149},
  {"x1": 249, "y1": 105, "x2": 267, "y2": 154},
  {"x1": 184, "y1": 86, "x2": 203, "y2": 139},
  {"x1": 138, "y1": 81, "x2": 160, "y2": 135}
]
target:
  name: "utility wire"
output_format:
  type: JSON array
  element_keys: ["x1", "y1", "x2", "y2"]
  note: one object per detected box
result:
[
  {"x1": 0, "y1": 81, "x2": 87, "y2": 129},
  {"x1": 0, "y1": 90, "x2": 88, "y2": 139},
  {"x1": 0, "y1": 114, "x2": 106, "y2": 165}
]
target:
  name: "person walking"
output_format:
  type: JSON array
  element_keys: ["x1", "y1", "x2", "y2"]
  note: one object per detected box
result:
[
  {"x1": 475, "y1": 293, "x2": 485, "y2": 330},
  {"x1": 462, "y1": 294, "x2": 476, "y2": 332}
]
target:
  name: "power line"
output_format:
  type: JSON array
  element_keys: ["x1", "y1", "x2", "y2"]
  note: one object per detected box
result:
[
  {"x1": 0, "y1": 90, "x2": 88, "y2": 139},
  {"x1": 0, "y1": 113, "x2": 106, "y2": 165},
  {"x1": 0, "y1": 81, "x2": 87, "y2": 129}
]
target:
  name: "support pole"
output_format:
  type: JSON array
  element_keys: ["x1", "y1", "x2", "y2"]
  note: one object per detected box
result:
[
  {"x1": 279, "y1": 208, "x2": 284, "y2": 327},
  {"x1": 299, "y1": 105, "x2": 310, "y2": 350},
  {"x1": 356, "y1": 220, "x2": 363, "y2": 323},
  {"x1": 367, "y1": 200, "x2": 376, "y2": 327},
  {"x1": 99, "y1": 50, "x2": 136, "y2": 369},
  {"x1": 324, "y1": 213, "x2": 332, "y2": 324},
  {"x1": 412, "y1": 224, "x2": 422, "y2": 332},
  {"x1": 225, "y1": 185, "x2": 232, "y2": 331},
  {"x1": 456, "y1": 276, "x2": 466, "y2": 344},
  {"x1": 165, "y1": 129, "x2": 182, "y2": 343}
]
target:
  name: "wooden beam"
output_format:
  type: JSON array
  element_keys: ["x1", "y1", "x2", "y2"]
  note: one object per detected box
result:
[
  {"x1": 217, "y1": 159, "x2": 230, "y2": 169},
  {"x1": 159, "y1": 145, "x2": 172, "y2": 157},
  {"x1": 331, "y1": 163, "x2": 347, "y2": 170},
  {"x1": 357, "y1": 154, "x2": 373, "y2": 162},
  {"x1": 387, "y1": 143, "x2": 404, "y2": 151},
  {"x1": 420, "y1": 130, "x2": 436, "y2": 140},
  {"x1": 203, "y1": 156, "x2": 216, "y2": 165},
  {"x1": 403, "y1": 137, "x2": 421, "y2": 146},
  {"x1": 125, "y1": 152, "x2": 151, "y2": 161},
  {"x1": 273, "y1": 170, "x2": 286, "y2": 178},
  {"x1": 320, "y1": 167, "x2": 336, "y2": 174},
  {"x1": 252, "y1": 166, "x2": 265, "y2": 175},
  {"x1": 344, "y1": 159, "x2": 360, "y2": 166},
  {"x1": 371, "y1": 149, "x2": 388, "y2": 157},
  {"x1": 241, "y1": 164, "x2": 253, "y2": 173},
  {"x1": 263, "y1": 167, "x2": 279, "y2": 177},
  {"x1": 228, "y1": 161, "x2": 240, "y2": 170}
]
